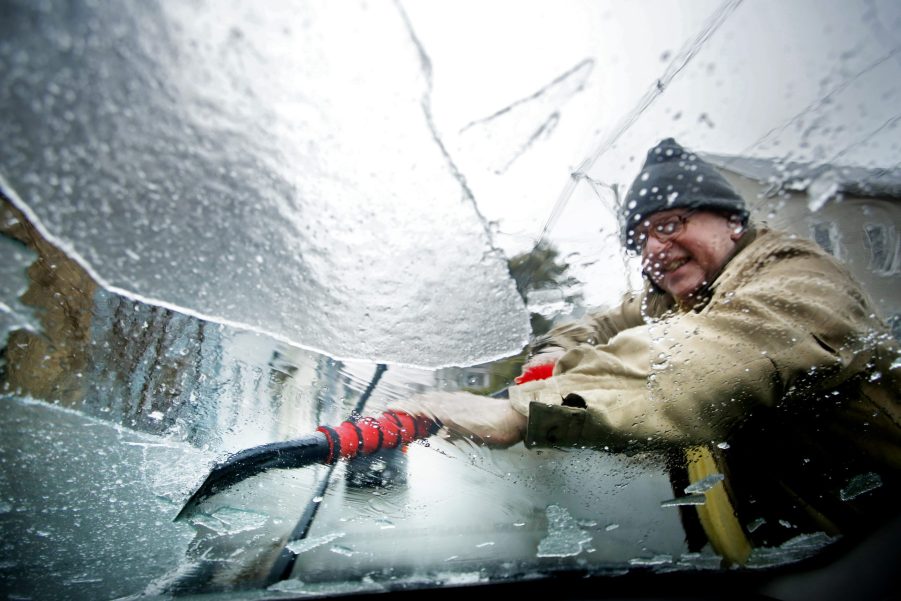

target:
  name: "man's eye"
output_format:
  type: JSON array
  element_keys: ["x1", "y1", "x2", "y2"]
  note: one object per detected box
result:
[{"x1": 655, "y1": 221, "x2": 675, "y2": 235}]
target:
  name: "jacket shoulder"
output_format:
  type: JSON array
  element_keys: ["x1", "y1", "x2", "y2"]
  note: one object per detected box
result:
[{"x1": 727, "y1": 227, "x2": 847, "y2": 277}]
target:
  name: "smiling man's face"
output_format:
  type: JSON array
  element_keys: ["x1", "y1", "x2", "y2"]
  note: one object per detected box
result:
[{"x1": 640, "y1": 209, "x2": 743, "y2": 304}]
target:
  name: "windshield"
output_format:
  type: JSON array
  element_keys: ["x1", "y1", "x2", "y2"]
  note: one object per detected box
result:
[{"x1": 1, "y1": 1, "x2": 899, "y2": 600}]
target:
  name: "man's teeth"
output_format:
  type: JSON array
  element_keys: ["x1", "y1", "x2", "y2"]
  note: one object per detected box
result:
[{"x1": 664, "y1": 258, "x2": 687, "y2": 272}]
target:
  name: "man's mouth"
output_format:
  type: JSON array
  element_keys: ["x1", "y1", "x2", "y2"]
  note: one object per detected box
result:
[
  {"x1": 643, "y1": 255, "x2": 691, "y2": 281},
  {"x1": 662, "y1": 257, "x2": 689, "y2": 273}
]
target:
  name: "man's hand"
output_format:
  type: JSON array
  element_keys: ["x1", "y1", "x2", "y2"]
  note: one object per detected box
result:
[{"x1": 387, "y1": 391, "x2": 526, "y2": 448}]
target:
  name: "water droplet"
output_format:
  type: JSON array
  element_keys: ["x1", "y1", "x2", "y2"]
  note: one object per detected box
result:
[{"x1": 651, "y1": 352, "x2": 670, "y2": 370}]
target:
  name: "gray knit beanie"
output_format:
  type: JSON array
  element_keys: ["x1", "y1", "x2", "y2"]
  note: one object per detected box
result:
[{"x1": 621, "y1": 138, "x2": 747, "y2": 251}]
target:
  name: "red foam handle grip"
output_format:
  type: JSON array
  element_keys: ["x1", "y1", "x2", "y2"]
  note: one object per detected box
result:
[{"x1": 316, "y1": 411, "x2": 437, "y2": 464}]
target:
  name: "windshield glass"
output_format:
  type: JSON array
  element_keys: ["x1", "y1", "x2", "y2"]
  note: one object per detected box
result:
[{"x1": 2, "y1": 1, "x2": 899, "y2": 599}]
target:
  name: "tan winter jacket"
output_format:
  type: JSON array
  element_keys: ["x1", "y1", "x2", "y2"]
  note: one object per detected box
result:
[{"x1": 510, "y1": 227, "x2": 899, "y2": 461}]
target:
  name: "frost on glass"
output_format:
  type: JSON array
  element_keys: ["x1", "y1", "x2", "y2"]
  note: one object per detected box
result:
[
  {"x1": 0, "y1": 0, "x2": 530, "y2": 369},
  {"x1": 1, "y1": 398, "x2": 202, "y2": 600}
]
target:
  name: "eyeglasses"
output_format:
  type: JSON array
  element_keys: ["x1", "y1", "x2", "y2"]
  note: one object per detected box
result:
[{"x1": 631, "y1": 210, "x2": 696, "y2": 253}]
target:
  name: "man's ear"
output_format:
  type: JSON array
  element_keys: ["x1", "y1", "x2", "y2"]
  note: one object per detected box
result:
[{"x1": 728, "y1": 214, "x2": 746, "y2": 241}]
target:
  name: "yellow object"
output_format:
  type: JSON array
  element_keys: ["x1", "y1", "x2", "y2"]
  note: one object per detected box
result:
[{"x1": 685, "y1": 445, "x2": 751, "y2": 566}]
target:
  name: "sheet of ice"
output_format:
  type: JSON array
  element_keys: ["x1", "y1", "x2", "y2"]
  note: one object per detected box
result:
[
  {"x1": 536, "y1": 504, "x2": 593, "y2": 558},
  {"x1": 0, "y1": 0, "x2": 529, "y2": 369},
  {"x1": 684, "y1": 473, "x2": 724, "y2": 494}
]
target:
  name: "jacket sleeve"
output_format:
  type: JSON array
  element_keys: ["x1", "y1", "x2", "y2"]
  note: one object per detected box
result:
[
  {"x1": 509, "y1": 240, "x2": 883, "y2": 452},
  {"x1": 528, "y1": 291, "x2": 654, "y2": 355}
]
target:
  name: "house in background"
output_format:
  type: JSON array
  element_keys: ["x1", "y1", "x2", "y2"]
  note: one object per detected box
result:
[{"x1": 704, "y1": 154, "x2": 901, "y2": 339}]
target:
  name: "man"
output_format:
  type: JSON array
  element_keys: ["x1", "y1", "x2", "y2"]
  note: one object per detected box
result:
[{"x1": 393, "y1": 138, "x2": 900, "y2": 561}]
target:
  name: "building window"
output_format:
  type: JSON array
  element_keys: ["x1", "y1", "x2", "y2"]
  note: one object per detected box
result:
[
  {"x1": 863, "y1": 223, "x2": 900, "y2": 276},
  {"x1": 810, "y1": 222, "x2": 842, "y2": 258}
]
